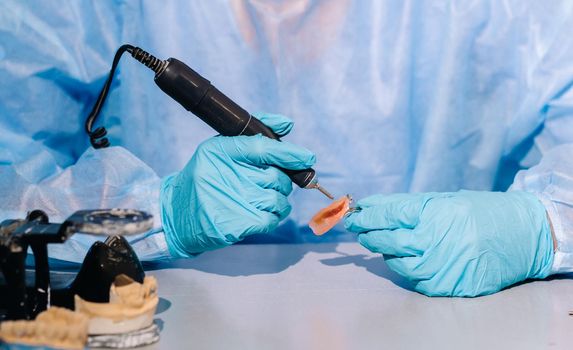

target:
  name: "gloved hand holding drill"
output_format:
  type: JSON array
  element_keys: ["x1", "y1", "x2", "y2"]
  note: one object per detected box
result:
[{"x1": 160, "y1": 113, "x2": 315, "y2": 257}]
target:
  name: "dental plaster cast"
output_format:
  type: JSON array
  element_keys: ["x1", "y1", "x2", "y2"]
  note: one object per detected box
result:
[
  {"x1": 75, "y1": 274, "x2": 158, "y2": 335},
  {"x1": 0, "y1": 307, "x2": 89, "y2": 350}
]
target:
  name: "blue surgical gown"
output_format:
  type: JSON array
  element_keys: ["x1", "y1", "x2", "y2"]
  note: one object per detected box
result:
[{"x1": 1, "y1": 0, "x2": 573, "y2": 272}]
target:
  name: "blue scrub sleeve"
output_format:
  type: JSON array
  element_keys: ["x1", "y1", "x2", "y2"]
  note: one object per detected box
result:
[
  {"x1": 508, "y1": 12, "x2": 573, "y2": 274},
  {"x1": 511, "y1": 144, "x2": 573, "y2": 274}
]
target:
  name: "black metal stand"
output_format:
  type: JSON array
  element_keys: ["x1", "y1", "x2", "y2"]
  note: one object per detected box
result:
[{"x1": 0, "y1": 209, "x2": 151, "y2": 320}]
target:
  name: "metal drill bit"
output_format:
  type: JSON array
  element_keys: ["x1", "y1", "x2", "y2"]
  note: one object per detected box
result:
[
  {"x1": 315, "y1": 183, "x2": 334, "y2": 200},
  {"x1": 305, "y1": 177, "x2": 335, "y2": 200}
]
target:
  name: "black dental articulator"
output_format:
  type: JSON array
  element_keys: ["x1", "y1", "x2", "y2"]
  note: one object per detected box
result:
[
  {"x1": 85, "y1": 44, "x2": 334, "y2": 200},
  {"x1": 0, "y1": 209, "x2": 151, "y2": 321}
]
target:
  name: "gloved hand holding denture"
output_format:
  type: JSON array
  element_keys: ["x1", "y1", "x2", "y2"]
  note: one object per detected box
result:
[
  {"x1": 344, "y1": 191, "x2": 555, "y2": 297},
  {"x1": 160, "y1": 113, "x2": 316, "y2": 258}
]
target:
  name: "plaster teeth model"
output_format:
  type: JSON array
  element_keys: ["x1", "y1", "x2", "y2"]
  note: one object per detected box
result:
[
  {"x1": 0, "y1": 307, "x2": 89, "y2": 350},
  {"x1": 75, "y1": 274, "x2": 159, "y2": 335}
]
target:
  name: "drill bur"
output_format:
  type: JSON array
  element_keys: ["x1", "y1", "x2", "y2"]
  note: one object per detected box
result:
[{"x1": 315, "y1": 184, "x2": 335, "y2": 200}]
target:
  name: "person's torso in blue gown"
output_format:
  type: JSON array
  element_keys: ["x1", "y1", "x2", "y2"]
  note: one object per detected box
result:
[{"x1": 1, "y1": 0, "x2": 571, "y2": 243}]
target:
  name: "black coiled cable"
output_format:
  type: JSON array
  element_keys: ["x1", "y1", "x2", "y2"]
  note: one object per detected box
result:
[
  {"x1": 85, "y1": 45, "x2": 166, "y2": 148},
  {"x1": 130, "y1": 47, "x2": 166, "y2": 74}
]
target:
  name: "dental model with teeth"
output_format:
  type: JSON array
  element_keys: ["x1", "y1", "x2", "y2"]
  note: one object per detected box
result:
[
  {"x1": 75, "y1": 274, "x2": 159, "y2": 335},
  {"x1": 0, "y1": 307, "x2": 89, "y2": 350}
]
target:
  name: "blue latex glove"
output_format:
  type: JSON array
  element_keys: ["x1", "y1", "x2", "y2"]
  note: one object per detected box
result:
[
  {"x1": 160, "y1": 113, "x2": 316, "y2": 258},
  {"x1": 344, "y1": 190, "x2": 555, "y2": 297}
]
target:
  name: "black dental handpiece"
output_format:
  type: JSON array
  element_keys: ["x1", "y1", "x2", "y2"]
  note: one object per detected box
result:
[{"x1": 129, "y1": 48, "x2": 333, "y2": 199}]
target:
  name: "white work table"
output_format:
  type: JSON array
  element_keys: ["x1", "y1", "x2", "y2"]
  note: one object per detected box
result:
[{"x1": 111, "y1": 242, "x2": 573, "y2": 350}]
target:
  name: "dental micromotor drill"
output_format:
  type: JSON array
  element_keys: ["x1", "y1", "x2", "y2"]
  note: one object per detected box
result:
[{"x1": 86, "y1": 45, "x2": 334, "y2": 200}]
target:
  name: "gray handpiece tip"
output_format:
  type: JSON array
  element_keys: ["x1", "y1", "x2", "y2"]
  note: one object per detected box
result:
[{"x1": 316, "y1": 185, "x2": 335, "y2": 200}]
